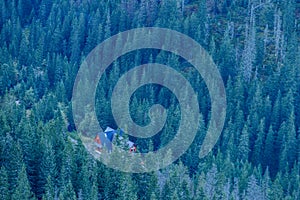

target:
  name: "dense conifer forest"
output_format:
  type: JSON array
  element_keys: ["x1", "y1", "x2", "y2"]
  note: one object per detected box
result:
[{"x1": 0, "y1": 0, "x2": 300, "y2": 199}]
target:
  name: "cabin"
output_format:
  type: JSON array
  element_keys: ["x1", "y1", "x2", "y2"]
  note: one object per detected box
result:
[
  {"x1": 94, "y1": 127, "x2": 136, "y2": 153},
  {"x1": 94, "y1": 132, "x2": 113, "y2": 153}
]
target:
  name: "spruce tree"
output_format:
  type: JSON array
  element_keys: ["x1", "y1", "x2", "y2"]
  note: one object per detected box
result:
[
  {"x1": 268, "y1": 174, "x2": 284, "y2": 200},
  {"x1": 282, "y1": 111, "x2": 297, "y2": 169},
  {"x1": 263, "y1": 126, "x2": 275, "y2": 176},
  {"x1": 245, "y1": 175, "x2": 263, "y2": 200},
  {"x1": 238, "y1": 124, "x2": 250, "y2": 162},
  {"x1": 252, "y1": 119, "x2": 265, "y2": 166},
  {"x1": 3, "y1": 134, "x2": 23, "y2": 193},
  {"x1": 42, "y1": 176, "x2": 54, "y2": 200},
  {"x1": 161, "y1": 180, "x2": 172, "y2": 200},
  {"x1": 60, "y1": 180, "x2": 76, "y2": 200},
  {"x1": 11, "y1": 165, "x2": 35, "y2": 200},
  {"x1": 0, "y1": 167, "x2": 10, "y2": 200},
  {"x1": 38, "y1": 139, "x2": 57, "y2": 197},
  {"x1": 217, "y1": 25, "x2": 236, "y2": 82}
]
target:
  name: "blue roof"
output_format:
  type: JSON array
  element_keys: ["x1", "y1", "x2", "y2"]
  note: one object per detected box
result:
[
  {"x1": 104, "y1": 126, "x2": 116, "y2": 142},
  {"x1": 103, "y1": 127, "x2": 125, "y2": 141},
  {"x1": 95, "y1": 127, "x2": 128, "y2": 152},
  {"x1": 105, "y1": 131, "x2": 115, "y2": 142}
]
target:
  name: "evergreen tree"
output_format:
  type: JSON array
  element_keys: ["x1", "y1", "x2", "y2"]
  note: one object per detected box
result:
[
  {"x1": 161, "y1": 180, "x2": 172, "y2": 200},
  {"x1": 0, "y1": 1, "x2": 299, "y2": 199},
  {"x1": 204, "y1": 164, "x2": 217, "y2": 199},
  {"x1": 42, "y1": 176, "x2": 54, "y2": 200},
  {"x1": 252, "y1": 119, "x2": 265, "y2": 166},
  {"x1": 217, "y1": 24, "x2": 236, "y2": 82},
  {"x1": 133, "y1": 172, "x2": 158, "y2": 200},
  {"x1": 263, "y1": 126, "x2": 276, "y2": 176},
  {"x1": 241, "y1": 4, "x2": 257, "y2": 82},
  {"x1": 271, "y1": 91, "x2": 282, "y2": 130},
  {"x1": 11, "y1": 165, "x2": 35, "y2": 200},
  {"x1": 268, "y1": 174, "x2": 284, "y2": 200},
  {"x1": 0, "y1": 167, "x2": 10, "y2": 200},
  {"x1": 3, "y1": 134, "x2": 24, "y2": 193},
  {"x1": 195, "y1": 172, "x2": 208, "y2": 200},
  {"x1": 155, "y1": 0, "x2": 181, "y2": 30},
  {"x1": 245, "y1": 175, "x2": 263, "y2": 200},
  {"x1": 38, "y1": 139, "x2": 57, "y2": 198},
  {"x1": 238, "y1": 124, "x2": 250, "y2": 161},
  {"x1": 0, "y1": 63, "x2": 16, "y2": 95},
  {"x1": 118, "y1": 173, "x2": 137, "y2": 200},
  {"x1": 281, "y1": 111, "x2": 297, "y2": 169},
  {"x1": 60, "y1": 180, "x2": 76, "y2": 200},
  {"x1": 282, "y1": 0, "x2": 296, "y2": 44}
]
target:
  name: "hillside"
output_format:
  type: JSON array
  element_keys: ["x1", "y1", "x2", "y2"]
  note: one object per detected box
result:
[{"x1": 0, "y1": 0, "x2": 299, "y2": 199}]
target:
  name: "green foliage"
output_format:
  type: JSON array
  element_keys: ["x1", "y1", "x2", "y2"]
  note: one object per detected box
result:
[
  {"x1": 2, "y1": 134, "x2": 23, "y2": 193},
  {"x1": 238, "y1": 124, "x2": 250, "y2": 162},
  {"x1": 0, "y1": 167, "x2": 10, "y2": 200},
  {"x1": 11, "y1": 165, "x2": 35, "y2": 200},
  {"x1": 0, "y1": 0, "x2": 299, "y2": 199},
  {"x1": 42, "y1": 176, "x2": 54, "y2": 200},
  {"x1": 60, "y1": 180, "x2": 76, "y2": 200}
]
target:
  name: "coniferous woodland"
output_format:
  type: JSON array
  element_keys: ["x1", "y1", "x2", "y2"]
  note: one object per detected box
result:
[{"x1": 0, "y1": 0, "x2": 300, "y2": 199}]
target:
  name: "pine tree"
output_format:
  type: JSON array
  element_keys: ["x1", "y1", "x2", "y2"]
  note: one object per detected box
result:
[
  {"x1": 231, "y1": 178, "x2": 240, "y2": 200},
  {"x1": 161, "y1": 180, "x2": 172, "y2": 200},
  {"x1": 264, "y1": 96, "x2": 272, "y2": 130},
  {"x1": 0, "y1": 1, "x2": 299, "y2": 199},
  {"x1": 252, "y1": 119, "x2": 265, "y2": 166},
  {"x1": 39, "y1": 0, "x2": 52, "y2": 24},
  {"x1": 268, "y1": 174, "x2": 284, "y2": 200},
  {"x1": 84, "y1": 9, "x2": 102, "y2": 54},
  {"x1": 18, "y1": 32, "x2": 31, "y2": 65},
  {"x1": 104, "y1": 8, "x2": 111, "y2": 40},
  {"x1": 75, "y1": 158, "x2": 98, "y2": 200},
  {"x1": 204, "y1": 164, "x2": 217, "y2": 199},
  {"x1": 0, "y1": 167, "x2": 10, "y2": 200},
  {"x1": 241, "y1": 4, "x2": 257, "y2": 82},
  {"x1": 3, "y1": 134, "x2": 24, "y2": 193},
  {"x1": 239, "y1": 161, "x2": 252, "y2": 194},
  {"x1": 238, "y1": 124, "x2": 250, "y2": 161},
  {"x1": 136, "y1": 0, "x2": 147, "y2": 26},
  {"x1": 195, "y1": 172, "x2": 208, "y2": 200},
  {"x1": 282, "y1": 0, "x2": 296, "y2": 45},
  {"x1": 276, "y1": 121, "x2": 288, "y2": 173},
  {"x1": 263, "y1": 126, "x2": 276, "y2": 176},
  {"x1": 270, "y1": 91, "x2": 281, "y2": 131},
  {"x1": 42, "y1": 176, "x2": 54, "y2": 200},
  {"x1": 118, "y1": 173, "x2": 137, "y2": 200},
  {"x1": 69, "y1": 17, "x2": 81, "y2": 65},
  {"x1": 38, "y1": 139, "x2": 57, "y2": 197},
  {"x1": 155, "y1": 0, "x2": 181, "y2": 30},
  {"x1": 60, "y1": 180, "x2": 76, "y2": 200},
  {"x1": 217, "y1": 24, "x2": 236, "y2": 82},
  {"x1": 281, "y1": 111, "x2": 297, "y2": 169},
  {"x1": 11, "y1": 165, "x2": 35, "y2": 200},
  {"x1": 245, "y1": 175, "x2": 263, "y2": 200},
  {"x1": 261, "y1": 168, "x2": 271, "y2": 200},
  {"x1": 273, "y1": 8, "x2": 283, "y2": 65},
  {"x1": 178, "y1": 179, "x2": 190, "y2": 200},
  {"x1": 24, "y1": 87, "x2": 35, "y2": 109},
  {"x1": 90, "y1": 182, "x2": 98, "y2": 200},
  {"x1": 0, "y1": 63, "x2": 16, "y2": 95},
  {"x1": 132, "y1": 172, "x2": 158, "y2": 200}
]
